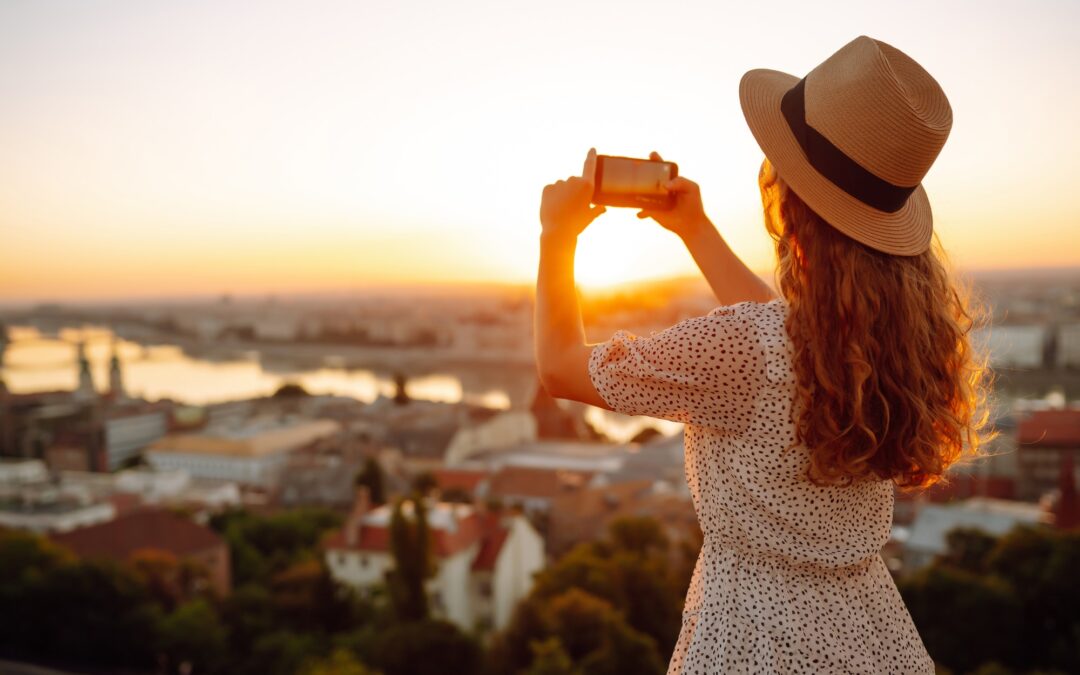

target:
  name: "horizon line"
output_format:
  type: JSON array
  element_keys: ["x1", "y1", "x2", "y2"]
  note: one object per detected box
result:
[{"x1": 2, "y1": 262, "x2": 1079, "y2": 310}]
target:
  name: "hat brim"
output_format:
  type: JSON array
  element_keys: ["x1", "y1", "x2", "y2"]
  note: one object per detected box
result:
[{"x1": 739, "y1": 69, "x2": 933, "y2": 256}]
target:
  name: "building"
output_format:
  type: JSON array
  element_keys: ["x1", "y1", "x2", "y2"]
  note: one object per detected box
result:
[
  {"x1": 486, "y1": 465, "x2": 595, "y2": 515},
  {"x1": 589, "y1": 431, "x2": 688, "y2": 494},
  {"x1": 903, "y1": 497, "x2": 1049, "y2": 571},
  {"x1": 52, "y1": 508, "x2": 231, "y2": 595},
  {"x1": 274, "y1": 456, "x2": 361, "y2": 509},
  {"x1": 0, "y1": 490, "x2": 116, "y2": 534},
  {"x1": 548, "y1": 480, "x2": 699, "y2": 557},
  {"x1": 324, "y1": 490, "x2": 544, "y2": 632},
  {"x1": 0, "y1": 458, "x2": 49, "y2": 485},
  {"x1": 41, "y1": 467, "x2": 238, "y2": 518},
  {"x1": 102, "y1": 405, "x2": 169, "y2": 470},
  {"x1": 1015, "y1": 408, "x2": 1080, "y2": 500},
  {"x1": 0, "y1": 458, "x2": 117, "y2": 533},
  {"x1": 1057, "y1": 323, "x2": 1080, "y2": 369},
  {"x1": 146, "y1": 417, "x2": 341, "y2": 488},
  {"x1": 974, "y1": 324, "x2": 1047, "y2": 369},
  {"x1": 443, "y1": 410, "x2": 536, "y2": 466}
]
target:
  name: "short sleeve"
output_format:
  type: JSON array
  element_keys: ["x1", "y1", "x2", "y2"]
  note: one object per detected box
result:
[{"x1": 587, "y1": 301, "x2": 767, "y2": 432}]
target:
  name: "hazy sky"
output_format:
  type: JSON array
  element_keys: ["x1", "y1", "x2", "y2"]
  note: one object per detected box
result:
[{"x1": 2, "y1": 0, "x2": 1078, "y2": 301}]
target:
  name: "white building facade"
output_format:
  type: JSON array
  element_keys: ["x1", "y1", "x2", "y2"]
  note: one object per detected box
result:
[{"x1": 325, "y1": 496, "x2": 544, "y2": 632}]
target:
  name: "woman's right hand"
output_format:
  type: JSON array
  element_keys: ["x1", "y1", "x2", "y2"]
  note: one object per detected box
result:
[{"x1": 636, "y1": 151, "x2": 710, "y2": 240}]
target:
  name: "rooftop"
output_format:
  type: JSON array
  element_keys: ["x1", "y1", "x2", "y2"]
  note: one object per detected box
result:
[
  {"x1": 1017, "y1": 408, "x2": 1080, "y2": 449},
  {"x1": 148, "y1": 417, "x2": 340, "y2": 457},
  {"x1": 52, "y1": 508, "x2": 225, "y2": 560},
  {"x1": 906, "y1": 497, "x2": 1050, "y2": 555},
  {"x1": 324, "y1": 501, "x2": 519, "y2": 569},
  {"x1": 488, "y1": 465, "x2": 594, "y2": 500}
]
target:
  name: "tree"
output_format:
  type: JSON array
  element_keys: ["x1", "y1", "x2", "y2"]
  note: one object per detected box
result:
[
  {"x1": 299, "y1": 649, "x2": 379, "y2": 675},
  {"x1": 130, "y1": 548, "x2": 212, "y2": 610},
  {"x1": 209, "y1": 507, "x2": 343, "y2": 586},
  {"x1": 579, "y1": 618, "x2": 666, "y2": 675},
  {"x1": 271, "y1": 559, "x2": 372, "y2": 634},
  {"x1": 608, "y1": 516, "x2": 669, "y2": 557},
  {"x1": 0, "y1": 529, "x2": 72, "y2": 583},
  {"x1": 528, "y1": 518, "x2": 684, "y2": 657},
  {"x1": 21, "y1": 558, "x2": 162, "y2": 668},
  {"x1": 355, "y1": 456, "x2": 388, "y2": 505},
  {"x1": 376, "y1": 619, "x2": 481, "y2": 675},
  {"x1": 273, "y1": 382, "x2": 310, "y2": 398},
  {"x1": 939, "y1": 527, "x2": 998, "y2": 573},
  {"x1": 387, "y1": 496, "x2": 434, "y2": 622},
  {"x1": 628, "y1": 427, "x2": 662, "y2": 444},
  {"x1": 220, "y1": 583, "x2": 276, "y2": 657},
  {"x1": 526, "y1": 637, "x2": 580, "y2": 675},
  {"x1": 411, "y1": 471, "x2": 437, "y2": 497},
  {"x1": 490, "y1": 588, "x2": 664, "y2": 675},
  {"x1": 985, "y1": 526, "x2": 1080, "y2": 672},
  {"x1": 241, "y1": 631, "x2": 322, "y2": 675},
  {"x1": 899, "y1": 564, "x2": 1021, "y2": 673},
  {"x1": 157, "y1": 598, "x2": 228, "y2": 673}
]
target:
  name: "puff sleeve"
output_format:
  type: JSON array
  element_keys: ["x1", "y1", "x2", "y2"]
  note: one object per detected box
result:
[{"x1": 587, "y1": 301, "x2": 767, "y2": 433}]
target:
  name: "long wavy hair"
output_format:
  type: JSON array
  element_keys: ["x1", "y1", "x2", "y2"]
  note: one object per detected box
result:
[{"x1": 758, "y1": 158, "x2": 993, "y2": 490}]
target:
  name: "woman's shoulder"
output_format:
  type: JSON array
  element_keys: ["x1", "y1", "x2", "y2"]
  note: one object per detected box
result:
[
  {"x1": 706, "y1": 297, "x2": 788, "y2": 323},
  {"x1": 706, "y1": 298, "x2": 792, "y2": 385}
]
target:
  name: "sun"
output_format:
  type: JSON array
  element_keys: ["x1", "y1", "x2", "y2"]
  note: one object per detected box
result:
[{"x1": 572, "y1": 210, "x2": 693, "y2": 290}]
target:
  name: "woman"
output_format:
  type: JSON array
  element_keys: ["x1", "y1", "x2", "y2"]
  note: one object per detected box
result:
[{"x1": 534, "y1": 36, "x2": 990, "y2": 674}]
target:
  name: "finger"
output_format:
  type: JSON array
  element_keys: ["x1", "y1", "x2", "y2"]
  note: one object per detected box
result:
[
  {"x1": 636, "y1": 210, "x2": 656, "y2": 220},
  {"x1": 649, "y1": 151, "x2": 663, "y2": 161},
  {"x1": 664, "y1": 176, "x2": 697, "y2": 193},
  {"x1": 588, "y1": 205, "x2": 606, "y2": 222},
  {"x1": 582, "y1": 148, "x2": 597, "y2": 185}
]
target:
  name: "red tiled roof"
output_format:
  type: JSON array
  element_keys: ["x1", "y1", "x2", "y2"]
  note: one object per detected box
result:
[
  {"x1": 107, "y1": 492, "x2": 144, "y2": 516},
  {"x1": 472, "y1": 525, "x2": 509, "y2": 571},
  {"x1": 52, "y1": 508, "x2": 224, "y2": 560},
  {"x1": 325, "y1": 511, "x2": 485, "y2": 558},
  {"x1": 325, "y1": 506, "x2": 514, "y2": 570},
  {"x1": 488, "y1": 466, "x2": 594, "y2": 500},
  {"x1": 1017, "y1": 409, "x2": 1080, "y2": 449},
  {"x1": 433, "y1": 468, "x2": 490, "y2": 494},
  {"x1": 894, "y1": 474, "x2": 1017, "y2": 502}
]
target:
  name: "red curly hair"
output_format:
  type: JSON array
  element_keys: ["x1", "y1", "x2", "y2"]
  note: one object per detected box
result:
[{"x1": 758, "y1": 158, "x2": 993, "y2": 489}]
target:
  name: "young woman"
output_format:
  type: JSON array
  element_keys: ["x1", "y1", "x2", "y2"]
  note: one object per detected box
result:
[{"x1": 534, "y1": 36, "x2": 990, "y2": 674}]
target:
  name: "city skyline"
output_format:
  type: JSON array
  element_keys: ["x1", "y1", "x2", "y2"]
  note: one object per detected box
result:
[{"x1": 2, "y1": 0, "x2": 1079, "y2": 301}]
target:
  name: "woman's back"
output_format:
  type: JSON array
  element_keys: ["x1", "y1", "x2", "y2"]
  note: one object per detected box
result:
[{"x1": 589, "y1": 298, "x2": 932, "y2": 674}]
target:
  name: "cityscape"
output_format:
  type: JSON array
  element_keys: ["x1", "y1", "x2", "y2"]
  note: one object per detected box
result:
[{"x1": 0, "y1": 266, "x2": 1079, "y2": 674}]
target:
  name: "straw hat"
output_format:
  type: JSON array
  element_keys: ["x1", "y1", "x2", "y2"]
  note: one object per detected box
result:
[{"x1": 740, "y1": 36, "x2": 952, "y2": 256}]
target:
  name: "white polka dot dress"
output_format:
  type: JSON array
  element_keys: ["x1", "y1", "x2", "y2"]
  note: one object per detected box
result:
[{"x1": 588, "y1": 299, "x2": 935, "y2": 675}]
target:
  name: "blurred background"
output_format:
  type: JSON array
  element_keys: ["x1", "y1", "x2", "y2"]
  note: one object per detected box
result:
[{"x1": 1, "y1": 1, "x2": 1078, "y2": 674}]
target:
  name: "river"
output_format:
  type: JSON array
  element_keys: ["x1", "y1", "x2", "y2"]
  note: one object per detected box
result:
[{"x1": 0, "y1": 325, "x2": 677, "y2": 443}]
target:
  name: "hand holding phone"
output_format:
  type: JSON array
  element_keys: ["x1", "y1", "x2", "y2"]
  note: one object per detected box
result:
[
  {"x1": 632, "y1": 151, "x2": 710, "y2": 241},
  {"x1": 592, "y1": 154, "x2": 679, "y2": 211},
  {"x1": 540, "y1": 148, "x2": 607, "y2": 240}
]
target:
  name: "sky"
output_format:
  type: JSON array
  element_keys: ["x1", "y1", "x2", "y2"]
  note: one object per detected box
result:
[{"x1": 1, "y1": 0, "x2": 1078, "y2": 301}]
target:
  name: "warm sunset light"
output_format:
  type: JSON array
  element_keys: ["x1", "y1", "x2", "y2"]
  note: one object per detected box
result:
[{"x1": 1, "y1": 0, "x2": 1078, "y2": 302}]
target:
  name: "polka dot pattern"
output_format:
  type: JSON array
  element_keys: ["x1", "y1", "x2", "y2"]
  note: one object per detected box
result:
[{"x1": 588, "y1": 299, "x2": 935, "y2": 674}]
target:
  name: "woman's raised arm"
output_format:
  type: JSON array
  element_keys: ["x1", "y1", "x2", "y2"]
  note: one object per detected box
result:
[
  {"x1": 637, "y1": 152, "x2": 776, "y2": 306},
  {"x1": 533, "y1": 149, "x2": 610, "y2": 407}
]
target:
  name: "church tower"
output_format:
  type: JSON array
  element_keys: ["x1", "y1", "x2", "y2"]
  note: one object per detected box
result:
[
  {"x1": 0, "y1": 322, "x2": 7, "y2": 395},
  {"x1": 108, "y1": 339, "x2": 126, "y2": 401},
  {"x1": 74, "y1": 340, "x2": 96, "y2": 401}
]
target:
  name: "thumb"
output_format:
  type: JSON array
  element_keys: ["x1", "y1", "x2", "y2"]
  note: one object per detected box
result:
[
  {"x1": 636, "y1": 210, "x2": 655, "y2": 220},
  {"x1": 588, "y1": 205, "x2": 607, "y2": 222}
]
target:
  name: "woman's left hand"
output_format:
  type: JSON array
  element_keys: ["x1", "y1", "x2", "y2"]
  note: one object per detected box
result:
[{"x1": 540, "y1": 148, "x2": 606, "y2": 240}]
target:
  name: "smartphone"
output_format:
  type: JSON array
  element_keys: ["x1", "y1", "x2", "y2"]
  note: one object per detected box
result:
[{"x1": 592, "y1": 154, "x2": 678, "y2": 210}]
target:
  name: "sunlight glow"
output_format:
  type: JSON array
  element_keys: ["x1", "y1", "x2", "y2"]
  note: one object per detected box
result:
[{"x1": 1, "y1": 0, "x2": 1078, "y2": 301}]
